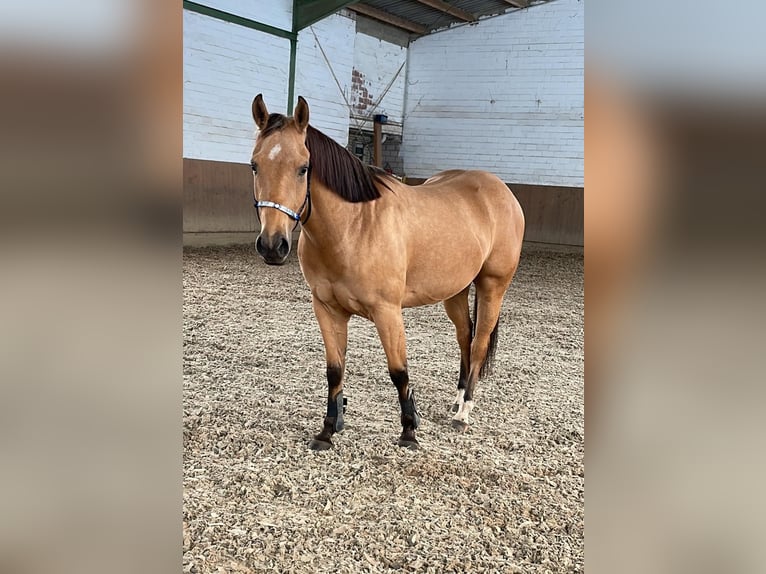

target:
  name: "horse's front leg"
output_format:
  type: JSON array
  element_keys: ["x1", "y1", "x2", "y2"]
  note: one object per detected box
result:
[
  {"x1": 372, "y1": 305, "x2": 420, "y2": 449},
  {"x1": 308, "y1": 297, "x2": 350, "y2": 451}
]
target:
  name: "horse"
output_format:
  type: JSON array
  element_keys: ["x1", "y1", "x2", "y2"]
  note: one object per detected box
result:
[{"x1": 250, "y1": 94, "x2": 525, "y2": 450}]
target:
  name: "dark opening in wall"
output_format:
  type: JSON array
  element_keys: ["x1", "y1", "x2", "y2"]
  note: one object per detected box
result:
[{"x1": 347, "y1": 130, "x2": 404, "y2": 177}]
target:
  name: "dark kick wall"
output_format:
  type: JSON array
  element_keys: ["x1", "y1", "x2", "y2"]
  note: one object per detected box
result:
[
  {"x1": 184, "y1": 159, "x2": 258, "y2": 234},
  {"x1": 184, "y1": 159, "x2": 584, "y2": 246},
  {"x1": 511, "y1": 184, "x2": 583, "y2": 246}
]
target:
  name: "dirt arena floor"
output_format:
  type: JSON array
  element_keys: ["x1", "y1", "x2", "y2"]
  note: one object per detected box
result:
[{"x1": 183, "y1": 243, "x2": 583, "y2": 573}]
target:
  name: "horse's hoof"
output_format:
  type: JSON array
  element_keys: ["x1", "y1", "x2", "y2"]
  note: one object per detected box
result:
[
  {"x1": 308, "y1": 438, "x2": 333, "y2": 451},
  {"x1": 397, "y1": 438, "x2": 419, "y2": 450},
  {"x1": 451, "y1": 403, "x2": 460, "y2": 413},
  {"x1": 451, "y1": 419, "x2": 469, "y2": 433}
]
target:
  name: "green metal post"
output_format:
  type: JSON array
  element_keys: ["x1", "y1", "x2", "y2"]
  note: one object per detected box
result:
[
  {"x1": 184, "y1": 1, "x2": 358, "y2": 115},
  {"x1": 288, "y1": 36, "x2": 298, "y2": 115}
]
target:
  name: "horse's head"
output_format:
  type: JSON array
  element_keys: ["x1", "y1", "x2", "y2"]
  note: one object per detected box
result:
[{"x1": 251, "y1": 94, "x2": 311, "y2": 265}]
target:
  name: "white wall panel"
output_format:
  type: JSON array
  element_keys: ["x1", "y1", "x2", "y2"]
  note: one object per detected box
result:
[
  {"x1": 295, "y1": 13, "x2": 356, "y2": 145},
  {"x1": 351, "y1": 32, "x2": 407, "y2": 125},
  {"x1": 183, "y1": 10, "x2": 290, "y2": 162},
  {"x1": 183, "y1": 8, "x2": 355, "y2": 160},
  {"x1": 401, "y1": 0, "x2": 584, "y2": 186},
  {"x1": 196, "y1": 0, "x2": 293, "y2": 31}
]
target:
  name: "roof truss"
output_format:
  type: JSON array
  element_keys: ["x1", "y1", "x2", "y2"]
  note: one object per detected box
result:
[
  {"x1": 346, "y1": 3, "x2": 429, "y2": 34},
  {"x1": 414, "y1": 0, "x2": 476, "y2": 22},
  {"x1": 294, "y1": 0, "x2": 531, "y2": 38}
]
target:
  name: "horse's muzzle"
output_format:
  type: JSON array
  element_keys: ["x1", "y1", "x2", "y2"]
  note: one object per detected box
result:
[{"x1": 256, "y1": 233, "x2": 290, "y2": 265}]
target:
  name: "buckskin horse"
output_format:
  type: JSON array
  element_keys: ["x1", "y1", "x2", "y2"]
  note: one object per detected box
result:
[{"x1": 250, "y1": 94, "x2": 524, "y2": 450}]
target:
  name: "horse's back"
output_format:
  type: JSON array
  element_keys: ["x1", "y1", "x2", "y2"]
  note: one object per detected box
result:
[
  {"x1": 414, "y1": 169, "x2": 524, "y2": 238},
  {"x1": 420, "y1": 169, "x2": 512, "y2": 199},
  {"x1": 421, "y1": 169, "x2": 467, "y2": 185}
]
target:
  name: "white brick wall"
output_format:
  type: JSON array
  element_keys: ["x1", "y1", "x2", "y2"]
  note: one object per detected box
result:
[
  {"x1": 196, "y1": 0, "x2": 293, "y2": 32},
  {"x1": 183, "y1": 10, "x2": 290, "y2": 162},
  {"x1": 183, "y1": 6, "x2": 355, "y2": 162},
  {"x1": 295, "y1": 13, "x2": 355, "y2": 146},
  {"x1": 401, "y1": 0, "x2": 584, "y2": 187},
  {"x1": 184, "y1": 1, "x2": 583, "y2": 178},
  {"x1": 351, "y1": 32, "x2": 407, "y2": 125}
]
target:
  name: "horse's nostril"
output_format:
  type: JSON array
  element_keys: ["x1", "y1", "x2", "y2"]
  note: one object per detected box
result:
[
  {"x1": 256, "y1": 234, "x2": 288, "y2": 262},
  {"x1": 277, "y1": 237, "x2": 290, "y2": 258}
]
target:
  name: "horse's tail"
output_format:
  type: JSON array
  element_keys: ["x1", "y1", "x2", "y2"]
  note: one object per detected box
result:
[{"x1": 472, "y1": 291, "x2": 500, "y2": 379}]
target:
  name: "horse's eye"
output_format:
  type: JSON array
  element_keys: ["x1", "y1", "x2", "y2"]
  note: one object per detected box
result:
[
  {"x1": 251, "y1": 163, "x2": 258, "y2": 174},
  {"x1": 298, "y1": 166, "x2": 308, "y2": 177}
]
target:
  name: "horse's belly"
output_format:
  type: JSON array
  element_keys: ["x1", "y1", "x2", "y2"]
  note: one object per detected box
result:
[
  {"x1": 402, "y1": 287, "x2": 463, "y2": 308},
  {"x1": 401, "y1": 256, "x2": 483, "y2": 308}
]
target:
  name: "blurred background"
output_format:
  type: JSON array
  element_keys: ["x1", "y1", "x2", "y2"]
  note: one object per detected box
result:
[
  {"x1": 1, "y1": 0, "x2": 765, "y2": 572},
  {"x1": 0, "y1": 1, "x2": 180, "y2": 573},
  {"x1": 588, "y1": 1, "x2": 766, "y2": 573}
]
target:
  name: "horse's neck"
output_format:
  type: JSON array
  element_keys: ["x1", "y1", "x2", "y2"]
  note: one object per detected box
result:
[{"x1": 301, "y1": 179, "x2": 358, "y2": 248}]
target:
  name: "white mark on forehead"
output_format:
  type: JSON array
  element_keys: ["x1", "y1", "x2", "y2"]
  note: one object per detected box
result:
[{"x1": 268, "y1": 143, "x2": 282, "y2": 160}]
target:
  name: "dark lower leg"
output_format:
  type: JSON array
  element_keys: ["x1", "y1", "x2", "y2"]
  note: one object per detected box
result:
[
  {"x1": 463, "y1": 337, "x2": 488, "y2": 403},
  {"x1": 310, "y1": 299, "x2": 350, "y2": 450},
  {"x1": 451, "y1": 373, "x2": 478, "y2": 432},
  {"x1": 372, "y1": 306, "x2": 415, "y2": 447},
  {"x1": 444, "y1": 289, "x2": 472, "y2": 410},
  {"x1": 451, "y1": 333, "x2": 489, "y2": 430},
  {"x1": 452, "y1": 362, "x2": 469, "y2": 413},
  {"x1": 458, "y1": 331, "x2": 472, "y2": 387},
  {"x1": 452, "y1": 286, "x2": 504, "y2": 428},
  {"x1": 312, "y1": 364, "x2": 344, "y2": 445},
  {"x1": 390, "y1": 368, "x2": 420, "y2": 445}
]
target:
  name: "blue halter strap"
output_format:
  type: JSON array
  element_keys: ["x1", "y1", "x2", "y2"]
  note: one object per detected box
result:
[{"x1": 254, "y1": 166, "x2": 312, "y2": 229}]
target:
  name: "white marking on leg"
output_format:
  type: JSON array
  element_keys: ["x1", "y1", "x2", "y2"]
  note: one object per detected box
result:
[
  {"x1": 268, "y1": 143, "x2": 282, "y2": 160},
  {"x1": 453, "y1": 388, "x2": 465, "y2": 408},
  {"x1": 452, "y1": 400, "x2": 474, "y2": 423}
]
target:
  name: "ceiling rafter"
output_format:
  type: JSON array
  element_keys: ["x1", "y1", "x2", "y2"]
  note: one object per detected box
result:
[
  {"x1": 347, "y1": 4, "x2": 429, "y2": 35},
  {"x1": 294, "y1": 0, "x2": 542, "y2": 37},
  {"x1": 413, "y1": 0, "x2": 476, "y2": 22}
]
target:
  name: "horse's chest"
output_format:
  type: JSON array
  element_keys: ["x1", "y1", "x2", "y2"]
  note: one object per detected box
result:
[
  {"x1": 299, "y1": 237, "x2": 406, "y2": 316},
  {"x1": 301, "y1": 261, "x2": 388, "y2": 318},
  {"x1": 304, "y1": 275, "x2": 371, "y2": 318}
]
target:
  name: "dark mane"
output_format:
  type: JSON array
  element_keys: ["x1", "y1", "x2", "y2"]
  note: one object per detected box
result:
[
  {"x1": 306, "y1": 125, "x2": 387, "y2": 202},
  {"x1": 259, "y1": 113, "x2": 389, "y2": 202}
]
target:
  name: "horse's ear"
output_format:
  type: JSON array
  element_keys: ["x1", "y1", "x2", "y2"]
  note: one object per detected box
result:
[
  {"x1": 252, "y1": 94, "x2": 269, "y2": 130},
  {"x1": 294, "y1": 96, "x2": 309, "y2": 132}
]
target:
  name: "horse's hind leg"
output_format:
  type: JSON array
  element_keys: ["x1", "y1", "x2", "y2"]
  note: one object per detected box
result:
[
  {"x1": 451, "y1": 276, "x2": 508, "y2": 432},
  {"x1": 443, "y1": 287, "x2": 472, "y2": 413},
  {"x1": 308, "y1": 297, "x2": 350, "y2": 450}
]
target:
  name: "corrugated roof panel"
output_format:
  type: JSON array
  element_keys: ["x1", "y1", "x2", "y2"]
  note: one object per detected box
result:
[
  {"x1": 352, "y1": 0, "x2": 553, "y2": 34},
  {"x1": 362, "y1": 0, "x2": 452, "y2": 29},
  {"x1": 454, "y1": 0, "x2": 515, "y2": 19}
]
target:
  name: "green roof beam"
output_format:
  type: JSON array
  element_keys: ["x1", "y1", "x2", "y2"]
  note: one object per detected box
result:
[{"x1": 183, "y1": 1, "x2": 296, "y2": 39}]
